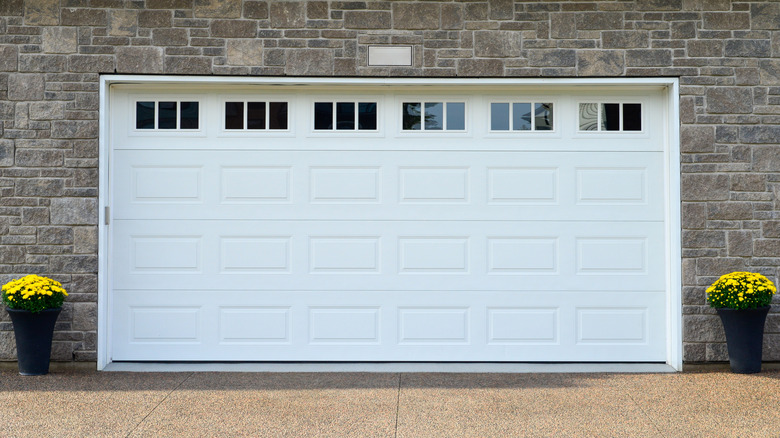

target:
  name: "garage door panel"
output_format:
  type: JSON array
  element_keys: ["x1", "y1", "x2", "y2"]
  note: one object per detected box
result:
[
  {"x1": 112, "y1": 150, "x2": 664, "y2": 221},
  {"x1": 112, "y1": 220, "x2": 665, "y2": 291},
  {"x1": 111, "y1": 289, "x2": 665, "y2": 361}
]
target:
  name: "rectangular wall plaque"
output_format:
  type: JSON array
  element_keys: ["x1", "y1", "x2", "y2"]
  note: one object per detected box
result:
[{"x1": 368, "y1": 46, "x2": 413, "y2": 66}]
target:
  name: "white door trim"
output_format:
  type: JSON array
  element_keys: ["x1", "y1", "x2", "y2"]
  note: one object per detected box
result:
[{"x1": 97, "y1": 75, "x2": 682, "y2": 371}]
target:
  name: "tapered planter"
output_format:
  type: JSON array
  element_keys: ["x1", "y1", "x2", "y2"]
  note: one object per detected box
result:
[
  {"x1": 6, "y1": 307, "x2": 61, "y2": 376},
  {"x1": 716, "y1": 306, "x2": 770, "y2": 374}
]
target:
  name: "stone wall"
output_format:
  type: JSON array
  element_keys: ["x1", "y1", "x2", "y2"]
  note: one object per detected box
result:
[{"x1": 0, "y1": 0, "x2": 779, "y2": 363}]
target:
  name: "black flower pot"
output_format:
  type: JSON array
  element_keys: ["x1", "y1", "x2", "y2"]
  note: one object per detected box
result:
[
  {"x1": 716, "y1": 306, "x2": 770, "y2": 374},
  {"x1": 6, "y1": 307, "x2": 61, "y2": 376}
]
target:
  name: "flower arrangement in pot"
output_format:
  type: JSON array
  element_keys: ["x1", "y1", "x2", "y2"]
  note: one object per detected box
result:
[
  {"x1": 2, "y1": 275, "x2": 68, "y2": 375},
  {"x1": 706, "y1": 272, "x2": 776, "y2": 374}
]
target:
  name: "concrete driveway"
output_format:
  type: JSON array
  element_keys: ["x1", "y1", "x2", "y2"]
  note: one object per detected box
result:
[{"x1": 2, "y1": 368, "x2": 780, "y2": 437}]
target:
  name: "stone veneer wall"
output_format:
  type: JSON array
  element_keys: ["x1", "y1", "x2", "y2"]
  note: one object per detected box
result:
[{"x1": 0, "y1": 0, "x2": 779, "y2": 363}]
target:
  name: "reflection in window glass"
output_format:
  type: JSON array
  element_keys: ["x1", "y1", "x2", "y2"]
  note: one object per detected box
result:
[
  {"x1": 403, "y1": 102, "x2": 422, "y2": 130},
  {"x1": 425, "y1": 102, "x2": 443, "y2": 130},
  {"x1": 136, "y1": 101, "x2": 155, "y2": 129},
  {"x1": 535, "y1": 103, "x2": 553, "y2": 131},
  {"x1": 447, "y1": 102, "x2": 465, "y2": 130},
  {"x1": 225, "y1": 102, "x2": 244, "y2": 130},
  {"x1": 602, "y1": 103, "x2": 620, "y2": 131},
  {"x1": 513, "y1": 103, "x2": 532, "y2": 131},
  {"x1": 269, "y1": 102, "x2": 288, "y2": 130},
  {"x1": 491, "y1": 103, "x2": 510, "y2": 131},
  {"x1": 579, "y1": 103, "x2": 599, "y2": 131},
  {"x1": 158, "y1": 101, "x2": 177, "y2": 129},
  {"x1": 247, "y1": 102, "x2": 266, "y2": 130},
  {"x1": 179, "y1": 101, "x2": 199, "y2": 129},
  {"x1": 623, "y1": 103, "x2": 642, "y2": 131},
  {"x1": 336, "y1": 102, "x2": 355, "y2": 130},
  {"x1": 314, "y1": 102, "x2": 333, "y2": 130},
  {"x1": 358, "y1": 102, "x2": 377, "y2": 130}
]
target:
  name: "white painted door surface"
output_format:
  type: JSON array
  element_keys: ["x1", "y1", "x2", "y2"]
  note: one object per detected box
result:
[{"x1": 108, "y1": 84, "x2": 670, "y2": 362}]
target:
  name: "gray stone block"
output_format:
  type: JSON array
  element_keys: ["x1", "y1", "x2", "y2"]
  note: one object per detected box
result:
[
  {"x1": 244, "y1": 1, "x2": 268, "y2": 20},
  {"x1": 211, "y1": 20, "x2": 256, "y2": 38},
  {"x1": 753, "y1": 146, "x2": 780, "y2": 171},
  {"x1": 696, "y1": 257, "x2": 746, "y2": 276},
  {"x1": 759, "y1": 60, "x2": 780, "y2": 85},
  {"x1": 626, "y1": 49, "x2": 671, "y2": 67},
  {"x1": 488, "y1": 0, "x2": 513, "y2": 20},
  {"x1": 0, "y1": 140, "x2": 13, "y2": 167},
  {"x1": 15, "y1": 179, "x2": 64, "y2": 197},
  {"x1": 194, "y1": 0, "x2": 242, "y2": 18},
  {"x1": 42, "y1": 28, "x2": 78, "y2": 54},
  {"x1": 755, "y1": 240, "x2": 780, "y2": 257},
  {"x1": 705, "y1": 342, "x2": 729, "y2": 361},
  {"x1": 69, "y1": 55, "x2": 114, "y2": 73},
  {"x1": 51, "y1": 120, "x2": 98, "y2": 139},
  {"x1": 457, "y1": 58, "x2": 503, "y2": 77},
  {"x1": 38, "y1": 226, "x2": 74, "y2": 245},
  {"x1": 393, "y1": 3, "x2": 440, "y2": 30},
  {"x1": 270, "y1": 2, "x2": 305, "y2": 28},
  {"x1": 751, "y1": 3, "x2": 780, "y2": 30},
  {"x1": 706, "y1": 87, "x2": 753, "y2": 114},
  {"x1": 8, "y1": 74, "x2": 44, "y2": 101},
  {"x1": 708, "y1": 202, "x2": 754, "y2": 221},
  {"x1": 165, "y1": 56, "x2": 212, "y2": 74},
  {"x1": 72, "y1": 302, "x2": 97, "y2": 331},
  {"x1": 550, "y1": 13, "x2": 576, "y2": 39},
  {"x1": 25, "y1": 0, "x2": 59, "y2": 25},
  {"x1": 602, "y1": 31, "x2": 649, "y2": 49},
  {"x1": 763, "y1": 222, "x2": 780, "y2": 239},
  {"x1": 0, "y1": 46, "x2": 17, "y2": 72},
  {"x1": 680, "y1": 125, "x2": 715, "y2": 153},
  {"x1": 0, "y1": 332, "x2": 16, "y2": 360},
  {"x1": 227, "y1": 39, "x2": 263, "y2": 66},
  {"x1": 725, "y1": 40, "x2": 771, "y2": 58},
  {"x1": 637, "y1": 0, "x2": 682, "y2": 10},
  {"x1": 344, "y1": 11, "x2": 390, "y2": 29},
  {"x1": 285, "y1": 49, "x2": 334, "y2": 75},
  {"x1": 703, "y1": 12, "x2": 750, "y2": 30},
  {"x1": 687, "y1": 40, "x2": 723, "y2": 57},
  {"x1": 74, "y1": 226, "x2": 98, "y2": 254},
  {"x1": 153, "y1": 28, "x2": 189, "y2": 46},
  {"x1": 681, "y1": 174, "x2": 729, "y2": 201},
  {"x1": 527, "y1": 50, "x2": 575, "y2": 67},
  {"x1": 51, "y1": 198, "x2": 97, "y2": 225},
  {"x1": 60, "y1": 8, "x2": 106, "y2": 26},
  {"x1": 474, "y1": 31, "x2": 522, "y2": 58},
  {"x1": 22, "y1": 207, "x2": 49, "y2": 225},
  {"x1": 727, "y1": 230, "x2": 753, "y2": 256},
  {"x1": 684, "y1": 314, "x2": 725, "y2": 343},
  {"x1": 683, "y1": 230, "x2": 725, "y2": 248},
  {"x1": 576, "y1": 12, "x2": 623, "y2": 30},
  {"x1": 116, "y1": 47, "x2": 164, "y2": 74},
  {"x1": 109, "y1": 10, "x2": 138, "y2": 37},
  {"x1": 139, "y1": 10, "x2": 171, "y2": 28},
  {"x1": 683, "y1": 342, "x2": 706, "y2": 362},
  {"x1": 15, "y1": 149, "x2": 63, "y2": 167},
  {"x1": 576, "y1": 50, "x2": 624, "y2": 76}
]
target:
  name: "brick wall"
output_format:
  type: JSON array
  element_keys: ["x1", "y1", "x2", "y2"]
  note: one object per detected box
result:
[{"x1": 1, "y1": 0, "x2": 779, "y2": 363}]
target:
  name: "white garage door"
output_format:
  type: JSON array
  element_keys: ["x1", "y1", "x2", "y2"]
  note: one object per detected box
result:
[{"x1": 107, "y1": 82, "x2": 671, "y2": 362}]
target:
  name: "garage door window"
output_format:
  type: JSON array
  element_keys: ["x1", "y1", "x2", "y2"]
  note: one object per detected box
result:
[
  {"x1": 224, "y1": 101, "x2": 288, "y2": 130},
  {"x1": 402, "y1": 102, "x2": 465, "y2": 131},
  {"x1": 136, "y1": 100, "x2": 199, "y2": 130},
  {"x1": 314, "y1": 101, "x2": 378, "y2": 131},
  {"x1": 579, "y1": 103, "x2": 642, "y2": 132},
  {"x1": 490, "y1": 102, "x2": 554, "y2": 131}
]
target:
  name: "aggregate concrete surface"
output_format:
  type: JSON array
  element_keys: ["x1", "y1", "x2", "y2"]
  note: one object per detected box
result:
[{"x1": 2, "y1": 369, "x2": 780, "y2": 437}]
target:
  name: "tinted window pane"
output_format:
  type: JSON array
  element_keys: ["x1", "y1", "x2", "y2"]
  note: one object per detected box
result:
[
  {"x1": 425, "y1": 102, "x2": 443, "y2": 130},
  {"x1": 336, "y1": 102, "x2": 355, "y2": 130},
  {"x1": 402, "y1": 102, "x2": 421, "y2": 130},
  {"x1": 358, "y1": 102, "x2": 377, "y2": 130},
  {"x1": 136, "y1": 101, "x2": 155, "y2": 129},
  {"x1": 491, "y1": 103, "x2": 509, "y2": 130},
  {"x1": 247, "y1": 102, "x2": 266, "y2": 130},
  {"x1": 602, "y1": 103, "x2": 620, "y2": 131},
  {"x1": 269, "y1": 102, "x2": 288, "y2": 130},
  {"x1": 623, "y1": 103, "x2": 642, "y2": 131},
  {"x1": 534, "y1": 103, "x2": 553, "y2": 131},
  {"x1": 512, "y1": 103, "x2": 531, "y2": 131},
  {"x1": 579, "y1": 103, "x2": 599, "y2": 131},
  {"x1": 225, "y1": 101, "x2": 244, "y2": 130},
  {"x1": 314, "y1": 102, "x2": 332, "y2": 130},
  {"x1": 180, "y1": 101, "x2": 199, "y2": 129},
  {"x1": 446, "y1": 102, "x2": 465, "y2": 130},
  {"x1": 158, "y1": 101, "x2": 177, "y2": 129}
]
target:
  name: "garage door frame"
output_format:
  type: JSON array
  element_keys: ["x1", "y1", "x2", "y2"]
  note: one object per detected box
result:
[{"x1": 97, "y1": 75, "x2": 682, "y2": 371}]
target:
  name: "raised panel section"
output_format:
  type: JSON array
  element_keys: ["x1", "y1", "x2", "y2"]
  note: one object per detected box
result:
[
  {"x1": 132, "y1": 236, "x2": 201, "y2": 272},
  {"x1": 220, "y1": 167, "x2": 291, "y2": 203},
  {"x1": 132, "y1": 166, "x2": 201, "y2": 202},
  {"x1": 310, "y1": 237, "x2": 380, "y2": 273},
  {"x1": 219, "y1": 307, "x2": 290, "y2": 344},
  {"x1": 576, "y1": 238, "x2": 647, "y2": 274},
  {"x1": 131, "y1": 307, "x2": 199, "y2": 342},
  {"x1": 220, "y1": 237, "x2": 290, "y2": 273},
  {"x1": 577, "y1": 168, "x2": 646, "y2": 204},
  {"x1": 577, "y1": 308, "x2": 647, "y2": 344},
  {"x1": 310, "y1": 167, "x2": 380, "y2": 203},
  {"x1": 488, "y1": 238, "x2": 557, "y2": 274},
  {"x1": 488, "y1": 308, "x2": 558, "y2": 344},
  {"x1": 400, "y1": 167, "x2": 469, "y2": 203},
  {"x1": 399, "y1": 237, "x2": 469, "y2": 273},
  {"x1": 309, "y1": 308, "x2": 380, "y2": 344},
  {"x1": 399, "y1": 308, "x2": 469, "y2": 344},
  {"x1": 488, "y1": 168, "x2": 557, "y2": 203}
]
